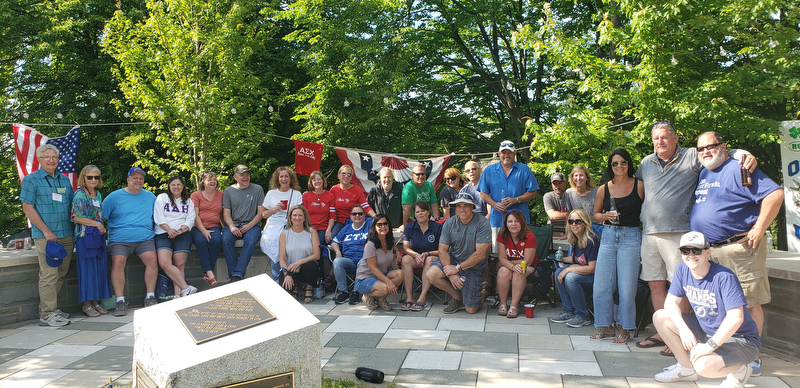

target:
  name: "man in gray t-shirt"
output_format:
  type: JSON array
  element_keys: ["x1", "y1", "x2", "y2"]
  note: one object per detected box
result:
[
  {"x1": 221, "y1": 165, "x2": 265, "y2": 281},
  {"x1": 427, "y1": 192, "x2": 491, "y2": 314}
]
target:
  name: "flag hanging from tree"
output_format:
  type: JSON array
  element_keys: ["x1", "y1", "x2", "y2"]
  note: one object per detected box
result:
[
  {"x1": 334, "y1": 147, "x2": 450, "y2": 193},
  {"x1": 13, "y1": 124, "x2": 80, "y2": 190},
  {"x1": 293, "y1": 139, "x2": 324, "y2": 176}
]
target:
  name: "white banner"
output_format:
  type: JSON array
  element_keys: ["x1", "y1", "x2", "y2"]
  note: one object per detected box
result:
[{"x1": 779, "y1": 120, "x2": 800, "y2": 252}]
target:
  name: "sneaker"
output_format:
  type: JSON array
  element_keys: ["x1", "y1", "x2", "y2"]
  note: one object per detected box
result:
[
  {"x1": 39, "y1": 312, "x2": 70, "y2": 327},
  {"x1": 144, "y1": 296, "x2": 158, "y2": 307},
  {"x1": 566, "y1": 315, "x2": 592, "y2": 328},
  {"x1": 113, "y1": 300, "x2": 127, "y2": 316},
  {"x1": 335, "y1": 291, "x2": 350, "y2": 305},
  {"x1": 749, "y1": 358, "x2": 762, "y2": 377},
  {"x1": 180, "y1": 285, "x2": 198, "y2": 297},
  {"x1": 348, "y1": 291, "x2": 361, "y2": 305},
  {"x1": 55, "y1": 309, "x2": 70, "y2": 319},
  {"x1": 655, "y1": 363, "x2": 699, "y2": 383},
  {"x1": 364, "y1": 297, "x2": 378, "y2": 311},
  {"x1": 720, "y1": 365, "x2": 752, "y2": 388},
  {"x1": 443, "y1": 299, "x2": 465, "y2": 314},
  {"x1": 550, "y1": 311, "x2": 575, "y2": 323}
]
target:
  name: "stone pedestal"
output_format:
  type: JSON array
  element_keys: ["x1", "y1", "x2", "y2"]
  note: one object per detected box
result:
[{"x1": 133, "y1": 274, "x2": 321, "y2": 387}]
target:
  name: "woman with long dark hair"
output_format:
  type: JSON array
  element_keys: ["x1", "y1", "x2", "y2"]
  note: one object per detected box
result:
[
  {"x1": 154, "y1": 175, "x2": 197, "y2": 298},
  {"x1": 495, "y1": 209, "x2": 537, "y2": 318},
  {"x1": 354, "y1": 214, "x2": 404, "y2": 311}
]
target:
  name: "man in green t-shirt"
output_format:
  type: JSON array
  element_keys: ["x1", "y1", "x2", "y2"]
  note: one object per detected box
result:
[{"x1": 402, "y1": 164, "x2": 440, "y2": 223}]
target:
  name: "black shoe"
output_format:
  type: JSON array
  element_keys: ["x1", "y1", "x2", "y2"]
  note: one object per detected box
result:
[
  {"x1": 230, "y1": 275, "x2": 243, "y2": 283},
  {"x1": 349, "y1": 291, "x2": 361, "y2": 305},
  {"x1": 335, "y1": 291, "x2": 349, "y2": 304}
]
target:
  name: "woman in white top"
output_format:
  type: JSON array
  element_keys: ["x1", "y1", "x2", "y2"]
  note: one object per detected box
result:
[
  {"x1": 154, "y1": 175, "x2": 197, "y2": 298},
  {"x1": 278, "y1": 205, "x2": 320, "y2": 303},
  {"x1": 260, "y1": 167, "x2": 303, "y2": 281}
]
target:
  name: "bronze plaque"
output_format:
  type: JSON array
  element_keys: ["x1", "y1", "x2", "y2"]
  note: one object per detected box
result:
[
  {"x1": 223, "y1": 372, "x2": 294, "y2": 388},
  {"x1": 175, "y1": 290, "x2": 276, "y2": 344}
]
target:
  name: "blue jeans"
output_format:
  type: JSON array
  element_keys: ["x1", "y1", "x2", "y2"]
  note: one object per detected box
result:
[
  {"x1": 592, "y1": 225, "x2": 641, "y2": 330},
  {"x1": 333, "y1": 256, "x2": 358, "y2": 292},
  {"x1": 555, "y1": 266, "x2": 594, "y2": 319},
  {"x1": 222, "y1": 225, "x2": 262, "y2": 279},
  {"x1": 191, "y1": 227, "x2": 222, "y2": 273},
  {"x1": 270, "y1": 260, "x2": 281, "y2": 282}
]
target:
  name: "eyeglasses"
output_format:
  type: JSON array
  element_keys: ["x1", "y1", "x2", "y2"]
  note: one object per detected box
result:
[
  {"x1": 445, "y1": 176, "x2": 456, "y2": 181},
  {"x1": 611, "y1": 161, "x2": 628, "y2": 168},
  {"x1": 696, "y1": 143, "x2": 722, "y2": 153},
  {"x1": 376, "y1": 222, "x2": 389, "y2": 227},
  {"x1": 413, "y1": 172, "x2": 426, "y2": 177},
  {"x1": 350, "y1": 212, "x2": 364, "y2": 216},
  {"x1": 567, "y1": 219, "x2": 584, "y2": 225},
  {"x1": 40, "y1": 156, "x2": 59, "y2": 161},
  {"x1": 85, "y1": 176, "x2": 101, "y2": 181},
  {"x1": 679, "y1": 247, "x2": 704, "y2": 255},
  {"x1": 340, "y1": 172, "x2": 352, "y2": 177}
]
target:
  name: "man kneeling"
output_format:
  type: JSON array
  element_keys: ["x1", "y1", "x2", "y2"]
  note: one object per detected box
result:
[
  {"x1": 654, "y1": 231, "x2": 760, "y2": 387},
  {"x1": 426, "y1": 193, "x2": 491, "y2": 314}
]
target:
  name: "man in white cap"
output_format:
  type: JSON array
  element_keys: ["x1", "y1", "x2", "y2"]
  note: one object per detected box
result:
[
  {"x1": 477, "y1": 140, "x2": 539, "y2": 251},
  {"x1": 21, "y1": 144, "x2": 74, "y2": 326},
  {"x1": 653, "y1": 231, "x2": 759, "y2": 388},
  {"x1": 426, "y1": 192, "x2": 491, "y2": 314},
  {"x1": 543, "y1": 172, "x2": 570, "y2": 237},
  {"x1": 103, "y1": 166, "x2": 158, "y2": 315}
]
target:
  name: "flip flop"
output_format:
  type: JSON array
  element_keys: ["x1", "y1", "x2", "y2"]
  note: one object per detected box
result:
[
  {"x1": 660, "y1": 346, "x2": 673, "y2": 357},
  {"x1": 401, "y1": 301, "x2": 413, "y2": 311},
  {"x1": 636, "y1": 335, "x2": 666, "y2": 348},
  {"x1": 410, "y1": 301, "x2": 426, "y2": 311}
]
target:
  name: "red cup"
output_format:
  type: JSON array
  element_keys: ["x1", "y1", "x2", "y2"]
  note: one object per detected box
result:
[
  {"x1": 280, "y1": 200, "x2": 288, "y2": 210},
  {"x1": 523, "y1": 304, "x2": 535, "y2": 318}
]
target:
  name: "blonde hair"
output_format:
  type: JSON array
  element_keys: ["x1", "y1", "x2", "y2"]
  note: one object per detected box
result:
[
  {"x1": 565, "y1": 209, "x2": 596, "y2": 249},
  {"x1": 569, "y1": 165, "x2": 595, "y2": 190},
  {"x1": 284, "y1": 205, "x2": 313, "y2": 232},
  {"x1": 444, "y1": 167, "x2": 465, "y2": 187},
  {"x1": 77, "y1": 165, "x2": 103, "y2": 190}
]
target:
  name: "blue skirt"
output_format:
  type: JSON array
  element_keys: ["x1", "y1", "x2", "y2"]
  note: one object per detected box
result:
[{"x1": 76, "y1": 236, "x2": 111, "y2": 302}]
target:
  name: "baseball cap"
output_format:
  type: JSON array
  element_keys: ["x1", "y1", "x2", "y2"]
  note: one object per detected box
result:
[
  {"x1": 550, "y1": 172, "x2": 565, "y2": 182},
  {"x1": 127, "y1": 166, "x2": 146, "y2": 177},
  {"x1": 233, "y1": 164, "x2": 250, "y2": 174},
  {"x1": 45, "y1": 241, "x2": 68, "y2": 267},
  {"x1": 498, "y1": 140, "x2": 516, "y2": 152},
  {"x1": 679, "y1": 231, "x2": 710, "y2": 250},
  {"x1": 450, "y1": 192, "x2": 476, "y2": 208}
]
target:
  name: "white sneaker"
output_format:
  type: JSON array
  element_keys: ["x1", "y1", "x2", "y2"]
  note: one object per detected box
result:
[
  {"x1": 655, "y1": 363, "x2": 698, "y2": 383},
  {"x1": 180, "y1": 285, "x2": 198, "y2": 297},
  {"x1": 39, "y1": 312, "x2": 70, "y2": 327},
  {"x1": 720, "y1": 365, "x2": 752, "y2": 388}
]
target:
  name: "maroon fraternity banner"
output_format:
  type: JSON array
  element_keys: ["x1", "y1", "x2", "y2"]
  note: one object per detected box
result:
[{"x1": 293, "y1": 140, "x2": 324, "y2": 176}]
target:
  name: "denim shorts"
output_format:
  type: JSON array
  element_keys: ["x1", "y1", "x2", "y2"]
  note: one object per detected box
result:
[
  {"x1": 107, "y1": 239, "x2": 156, "y2": 258},
  {"x1": 154, "y1": 232, "x2": 193, "y2": 253},
  {"x1": 355, "y1": 275, "x2": 385, "y2": 295}
]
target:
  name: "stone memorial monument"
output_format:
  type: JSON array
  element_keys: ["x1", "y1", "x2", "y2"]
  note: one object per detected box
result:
[{"x1": 133, "y1": 274, "x2": 321, "y2": 387}]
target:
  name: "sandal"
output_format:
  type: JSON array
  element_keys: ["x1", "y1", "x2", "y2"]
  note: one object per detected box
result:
[
  {"x1": 364, "y1": 297, "x2": 378, "y2": 310},
  {"x1": 377, "y1": 298, "x2": 393, "y2": 311},
  {"x1": 304, "y1": 288, "x2": 314, "y2": 303},
  {"x1": 636, "y1": 335, "x2": 666, "y2": 348},
  {"x1": 660, "y1": 346, "x2": 673, "y2": 356},
  {"x1": 410, "y1": 301, "x2": 426, "y2": 311},
  {"x1": 323, "y1": 273, "x2": 335, "y2": 288},
  {"x1": 497, "y1": 304, "x2": 508, "y2": 316},
  {"x1": 507, "y1": 305, "x2": 519, "y2": 318},
  {"x1": 203, "y1": 273, "x2": 218, "y2": 287},
  {"x1": 590, "y1": 327, "x2": 616, "y2": 340},
  {"x1": 93, "y1": 304, "x2": 108, "y2": 315},
  {"x1": 83, "y1": 305, "x2": 100, "y2": 317},
  {"x1": 613, "y1": 331, "x2": 631, "y2": 345},
  {"x1": 401, "y1": 301, "x2": 413, "y2": 311}
]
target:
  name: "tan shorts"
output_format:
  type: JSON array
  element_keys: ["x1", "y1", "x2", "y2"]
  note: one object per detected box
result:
[
  {"x1": 640, "y1": 232, "x2": 683, "y2": 282},
  {"x1": 710, "y1": 237, "x2": 770, "y2": 307}
]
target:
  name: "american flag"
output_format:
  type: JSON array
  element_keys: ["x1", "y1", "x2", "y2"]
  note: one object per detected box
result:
[
  {"x1": 13, "y1": 124, "x2": 80, "y2": 190},
  {"x1": 334, "y1": 147, "x2": 450, "y2": 193}
]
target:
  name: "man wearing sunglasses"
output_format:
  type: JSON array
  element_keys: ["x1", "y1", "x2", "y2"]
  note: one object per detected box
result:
[
  {"x1": 402, "y1": 164, "x2": 440, "y2": 224},
  {"x1": 653, "y1": 231, "x2": 759, "y2": 387},
  {"x1": 635, "y1": 122, "x2": 757, "y2": 352},
  {"x1": 689, "y1": 131, "x2": 782, "y2": 375}
]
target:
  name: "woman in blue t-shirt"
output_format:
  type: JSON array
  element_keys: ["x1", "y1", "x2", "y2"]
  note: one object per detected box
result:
[
  {"x1": 399, "y1": 201, "x2": 442, "y2": 311},
  {"x1": 551, "y1": 209, "x2": 600, "y2": 328}
]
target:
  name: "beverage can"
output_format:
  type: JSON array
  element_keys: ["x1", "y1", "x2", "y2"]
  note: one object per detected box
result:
[{"x1": 520, "y1": 260, "x2": 527, "y2": 274}]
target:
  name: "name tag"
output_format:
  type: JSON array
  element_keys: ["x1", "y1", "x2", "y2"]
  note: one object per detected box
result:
[
  {"x1": 52, "y1": 193, "x2": 63, "y2": 202},
  {"x1": 92, "y1": 199, "x2": 101, "y2": 207},
  {"x1": 57, "y1": 188, "x2": 66, "y2": 194}
]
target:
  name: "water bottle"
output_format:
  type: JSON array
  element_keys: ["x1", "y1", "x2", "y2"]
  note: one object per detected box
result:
[
  {"x1": 765, "y1": 231, "x2": 773, "y2": 254},
  {"x1": 555, "y1": 247, "x2": 564, "y2": 261}
]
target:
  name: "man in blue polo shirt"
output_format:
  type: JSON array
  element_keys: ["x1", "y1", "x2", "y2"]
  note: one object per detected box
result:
[
  {"x1": 21, "y1": 144, "x2": 74, "y2": 327},
  {"x1": 477, "y1": 140, "x2": 539, "y2": 251}
]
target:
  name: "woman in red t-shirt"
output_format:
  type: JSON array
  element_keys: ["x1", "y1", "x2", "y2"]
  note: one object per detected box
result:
[
  {"x1": 302, "y1": 171, "x2": 336, "y2": 245},
  {"x1": 496, "y1": 210, "x2": 537, "y2": 318},
  {"x1": 330, "y1": 165, "x2": 375, "y2": 235}
]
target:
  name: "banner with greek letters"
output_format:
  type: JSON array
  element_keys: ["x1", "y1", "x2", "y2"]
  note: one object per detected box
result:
[{"x1": 779, "y1": 120, "x2": 800, "y2": 252}]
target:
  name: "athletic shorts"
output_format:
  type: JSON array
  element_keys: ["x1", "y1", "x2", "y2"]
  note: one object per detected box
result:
[
  {"x1": 108, "y1": 238, "x2": 156, "y2": 258},
  {"x1": 682, "y1": 313, "x2": 760, "y2": 367},
  {"x1": 431, "y1": 259, "x2": 483, "y2": 308}
]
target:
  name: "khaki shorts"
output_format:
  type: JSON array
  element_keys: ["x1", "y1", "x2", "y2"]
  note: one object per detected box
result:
[
  {"x1": 710, "y1": 237, "x2": 770, "y2": 307},
  {"x1": 640, "y1": 232, "x2": 683, "y2": 282}
]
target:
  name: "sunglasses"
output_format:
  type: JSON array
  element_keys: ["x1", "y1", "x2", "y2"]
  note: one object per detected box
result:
[
  {"x1": 567, "y1": 219, "x2": 584, "y2": 225},
  {"x1": 376, "y1": 222, "x2": 390, "y2": 227},
  {"x1": 340, "y1": 172, "x2": 352, "y2": 177},
  {"x1": 679, "y1": 247, "x2": 704, "y2": 255},
  {"x1": 696, "y1": 143, "x2": 721, "y2": 153},
  {"x1": 413, "y1": 172, "x2": 427, "y2": 177},
  {"x1": 85, "y1": 175, "x2": 101, "y2": 181},
  {"x1": 455, "y1": 193, "x2": 473, "y2": 201},
  {"x1": 445, "y1": 176, "x2": 456, "y2": 181},
  {"x1": 611, "y1": 161, "x2": 628, "y2": 168},
  {"x1": 653, "y1": 120, "x2": 671, "y2": 126},
  {"x1": 350, "y1": 212, "x2": 365, "y2": 216}
]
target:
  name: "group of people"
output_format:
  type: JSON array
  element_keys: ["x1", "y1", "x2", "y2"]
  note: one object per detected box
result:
[{"x1": 21, "y1": 126, "x2": 781, "y2": 387}]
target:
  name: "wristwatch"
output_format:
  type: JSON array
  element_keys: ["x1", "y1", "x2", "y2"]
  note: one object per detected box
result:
[
  {"x1": 706, "y1": 338, "x2": 718, "y2": 349},
  {"x1": 516, "y1": 197, "x2": 521, "y2": 203},
  {"x1": 455, "y1": 264, "x2": 462, "y2": 272}
]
